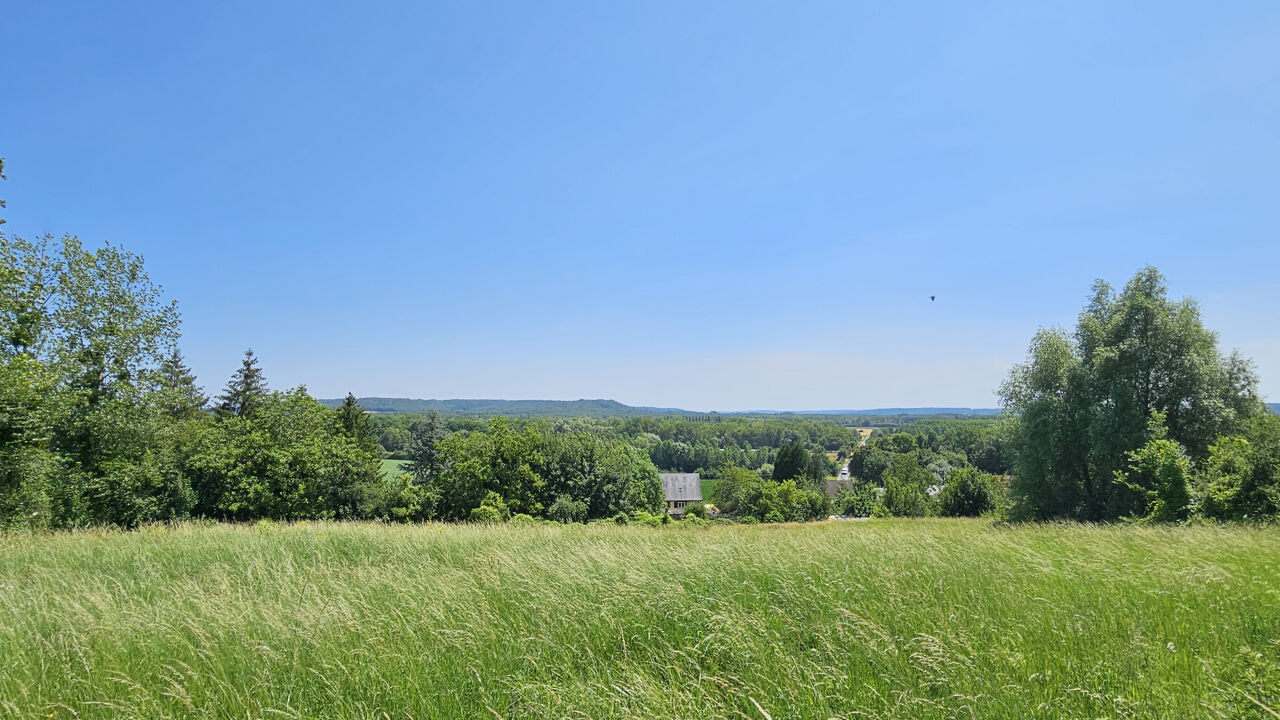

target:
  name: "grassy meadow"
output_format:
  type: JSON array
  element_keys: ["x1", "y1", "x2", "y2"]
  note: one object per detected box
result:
[
  {"x1": 2, "y1": 519, "x2": 1279, "y2": 719},
  {"x1": 379, "y1": 459, "x2": 410, "y2": 478}
]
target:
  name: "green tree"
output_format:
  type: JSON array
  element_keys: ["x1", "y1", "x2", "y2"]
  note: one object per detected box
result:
[
  {"x1": 186, "y1": 388, "x2": 380, "y2": 520},
  {"x1": 774, "y1": 443, "x2": 809, "y2": 482},
  {"x1": 0, "y1": 233, "x2": 189, "y2": 526},
  {"x1": 404, "y1": 410, "x2": 449, "y2": 488},
  {"x1": 937, "y1": 468, "x2": 995, "y2": 517},
  {"x1": 803, "y1": 449, "x2": 829, "y2": 491},
  {"x1": 886, "y1": 433, "x2": 918, "y2": 454},
  {"x1": 882, "y1": 454, "x2": 931, "y2": 517},
  {"x1": 0, "y1": 352, "x2": 59, "y2": 528},
  {"x1": 1001, "y1": 267, "x2": 1262, "y2": 520},
  {"x1": 541, "y1": 432, "x2": 663, "y2": 519},
  {"x1": 548, "y1": 493, "x2": 587, "y2": 523},
  {"x1": 1115, "y1": 430, "x2": 1192, "y2": 522},
  {"x1": 486, "y1": 418, "x2": 544, "y2": 516},
  {"x1": 47, "y1": 238, "x2": 181, "y2": 474},
  {"x1": 832, "y1": 482, "x2": 878, "y2": 517},
  {"x1": 336, "y1": 393, "x2": 381, "y2": 456},
  {"x1": 468, "y1": 491, "x2": 510, "y2": 523},
  {"x1": 1195, "y1": 414, "x2": 1280, "y2": 521},
  {"x1": 711, "y1": 464, "x2": 765, "y2": 516},
  {"x1": 849, "y1": 443, "x2": 891, "y2": 485},
  {"x1": 156, "y1": 348, "x2": 207, "y2": 419},
  {"x1": 215, "y1": 350, "x2": 268, "y2": 418}
]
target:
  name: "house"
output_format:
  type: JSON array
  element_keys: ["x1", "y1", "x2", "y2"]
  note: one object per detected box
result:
[
  {"x1": 825, "y1": 479, "x2": 854, "y2": 499},
  {"x1": 659, "y1": 473, "x2": 702, "y2": 515}
]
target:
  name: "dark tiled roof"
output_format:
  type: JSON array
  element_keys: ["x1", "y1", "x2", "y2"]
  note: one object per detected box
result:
[
  {"x1": 659, "y1": 473, "x2": 702, "y2": 502},
  {"x1": 825, "y1": 479, "x2": 854, "y2": 498}
]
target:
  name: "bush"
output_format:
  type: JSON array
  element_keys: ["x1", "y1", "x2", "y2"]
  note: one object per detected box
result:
[
  {"x1": 468, "y1": 491, "x2": 510, "y2": 523},
  {"x1": 882, "y1": 455, "x2": 931, "y2": 517},
  {"x1": 629, "y1": 510, "x2": 667, "y2": 527},
  {"x1": 548, "y1": 494, "x2": 588, "y2": 524},
  {"x1": 468, "y1": 504, "x2": 503, "y2": 523},
  {"x1": 739, "y1": 515, "x2": 758, "y2": 524},
  {"x1": 715, "y1": 469, "x2": 829, "y2": 523},
  {"x1": 611, "y1": 512, "x2": 629, "y2": 525},
  {"x1": 938, "y1": 468, "x2": 996, "y2": 517},
  {"x1": 683, "y1": 501, "x2": 707, "y2": 520},
  {"x1": 359, "y1": 474, "x2": 426, "y2": 522},
  {"x1": 1195, "y1": 415, "x2": 1280, "y2": 521},
  {"x1": 833, "y1": 483, "x2": 878, "y2": 517}
]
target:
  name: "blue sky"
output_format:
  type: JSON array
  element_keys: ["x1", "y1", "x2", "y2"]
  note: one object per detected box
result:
[{"x1": 3, "y1": 1, "x2": 1278, "y2": 410}]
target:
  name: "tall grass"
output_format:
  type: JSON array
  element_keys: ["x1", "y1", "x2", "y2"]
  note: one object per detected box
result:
[{"x1": 2, "y1": 519, "x2": 1278, "y2": 718}]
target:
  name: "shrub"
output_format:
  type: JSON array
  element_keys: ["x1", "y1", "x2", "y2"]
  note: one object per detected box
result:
[
  {"x1": 548, "y1": 494, "x2": 588, "y2": 524},
  {"x1": 467, "y1": 491, "x2": 510, "y2": 523},
  {"x1": 629, "y1": 510, "x2": 667, "y2": 527},
  {"x1": 938, "y1": 468, "x2": 996, "y2": 517},
  {"x1": 833, "y1": 483, "x2": 878, "y2": 517},
  {"x1": 882, "y1": 455, "x2": 931, "y2": 517},
  {"x1": 1114, "y1": 417, "x2": 1192, "y2": 522},
  {"x1": 1195, "y1": 415, "x2": 1280, "y2": 521},
  {"x1": 683, "y1": 502, "x2": 707, "y2": 520}
]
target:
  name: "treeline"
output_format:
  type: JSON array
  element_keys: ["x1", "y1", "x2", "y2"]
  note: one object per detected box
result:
[
  {"x1": 375, "y1": 413, "x2": 843, "y2": 523},
  {"x1": 374, "y1": 414, "x2": 850, "y2": 479},
  {"x1": 4, "y1": 196, "x2": 1276, "y2": 529},
  {"x1": 0, "y1": 233, "x2": 667, "y2": 529},
  {"x1": 0, "y1": 232, "x2": 385, "y2": 529}
]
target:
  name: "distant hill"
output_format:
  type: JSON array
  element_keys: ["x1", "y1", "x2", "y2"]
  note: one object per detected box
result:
[
  {"x1": 317, "y1": 397, "x2": 691, "y2": 418},
  {"x1": 768, "y1": 407, "x2": 1002, "y2": 416},
  {"x1": 1270, "y1": 403, "x2": 1279, "y2": 415},
  {"x1": 318, "y1": 397, "x2": 1002, "y2": 419}
]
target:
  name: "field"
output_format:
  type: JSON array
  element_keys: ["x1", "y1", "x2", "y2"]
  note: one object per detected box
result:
[
  {"x1": 379, "y1": 458, "x2": 409, "y2": 478},
  {"x1": 2, "y1": 520, "x2": 1278, "y2": 719}
]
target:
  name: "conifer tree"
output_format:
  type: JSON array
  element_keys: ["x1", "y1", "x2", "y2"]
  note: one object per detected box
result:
[
  {"x1": 215, "y1": 349, "x2": 267, "y2": 417},
  {"x1": 336, "y1": 393, "x2": 381, "y2": 456},
  {"x1": 405, "y1": 410, "x2": 449, "y2": 484},
  {"x1": 156, "y1": 348, "x2": 207, "y2": 419}
]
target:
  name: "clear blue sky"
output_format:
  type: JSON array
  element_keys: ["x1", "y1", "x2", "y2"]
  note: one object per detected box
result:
[{"x1": 4, "y1": 1, "x2": 1278, "y2": 410}]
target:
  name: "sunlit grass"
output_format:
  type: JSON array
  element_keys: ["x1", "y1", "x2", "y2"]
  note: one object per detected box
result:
[
  {"x1": 2, "y1": 519, "x2": 1277, "y2": 718},
  {"x1": 379, "y1": 458, "x2": 409, "y2": 478}
]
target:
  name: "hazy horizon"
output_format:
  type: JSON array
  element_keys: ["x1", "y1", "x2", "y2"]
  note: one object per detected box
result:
[{"x1": 5, "y1": 2, "x2": 1277, "y2": 410}]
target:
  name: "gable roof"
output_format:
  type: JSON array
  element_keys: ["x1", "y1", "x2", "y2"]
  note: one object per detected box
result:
[
  {"x1": 825, "y1": 479, "x2": 854, "y2": 499},
  {"x1": 659, "y1": 473, "x2": 702, "y2": 502}
]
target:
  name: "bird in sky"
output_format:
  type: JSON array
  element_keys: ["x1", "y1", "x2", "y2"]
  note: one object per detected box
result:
[{"x1": 930, "y1": 296, "x2": 936, "y2": 302}]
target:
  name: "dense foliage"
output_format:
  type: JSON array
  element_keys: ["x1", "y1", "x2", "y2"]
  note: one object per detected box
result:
[
  {"x1": 0, "y1": 231, "x2": 668, "y2": 529},
  {"x1": 369, "y1": 415, "x2": 664, "y2": 523},
  {"x1": 999, "y1": 267, "x2": 1273, "y2": 521},
  {"x1": 710, "y1": 465, "x2": 829, "y2": 523}
]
